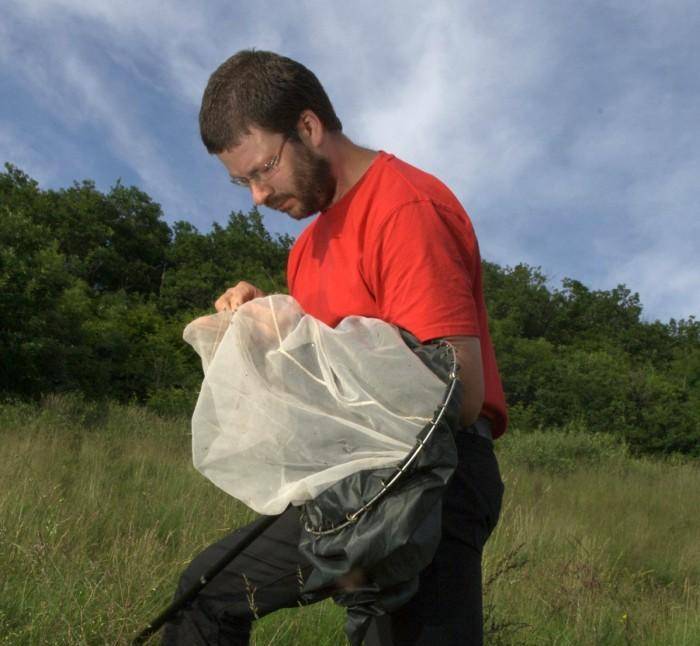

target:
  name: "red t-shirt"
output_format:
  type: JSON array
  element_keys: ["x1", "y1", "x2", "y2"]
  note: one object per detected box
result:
[{"x1": 287, "y1": 152, "x2": 507, "y2": 438}]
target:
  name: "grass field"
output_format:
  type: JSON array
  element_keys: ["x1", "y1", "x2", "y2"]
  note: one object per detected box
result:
[{"x1": 1, "y1": 396, "x2": 698, "y2": 645}]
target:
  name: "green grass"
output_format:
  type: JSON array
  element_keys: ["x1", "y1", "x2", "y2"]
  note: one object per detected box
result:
[{"x1": 1, "y1": 396, "x2": 698, "y2": 644}]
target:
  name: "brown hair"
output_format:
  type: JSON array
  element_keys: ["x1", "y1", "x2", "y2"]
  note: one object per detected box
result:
[{"x1": 199, "y1": 50, "x2": 342, "y2": 154}]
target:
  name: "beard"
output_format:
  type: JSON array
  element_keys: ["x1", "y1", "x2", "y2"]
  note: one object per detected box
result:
[{"x1": 265, "y1": 143, "x2": 337, "y2": 219}]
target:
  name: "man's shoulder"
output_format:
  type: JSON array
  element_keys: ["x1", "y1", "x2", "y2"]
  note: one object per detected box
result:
[
  {"x1": 368, "y1": 152, "x2": 465, "y2": 216},
  {"x1": 356, "y1": 153, "x2": 471, "y2": 235},
  {"x1": 374, "y1": 152, "x2": 448, "y2": 193}
]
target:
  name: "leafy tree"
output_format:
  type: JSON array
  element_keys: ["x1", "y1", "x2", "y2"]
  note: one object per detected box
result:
[
  {"x1": 625, "y1": 366, "x2": 700, "y2": 456},
  {"x1": 41, "y1": 181, "x2": 171, "y2": 295},
  {"x1": 547, "y1": 280, "x2": 642, "y2": 348},
  {"x1": 159, "y1": 209, "x2": 291, "y2": 314},
  {"x1": 0, "y1": 205, "x2": 83, "y2": 395},
  {"x1": 1, "y1": 164, "x2": 698, "y2": 456},
  {"x1": 0, "y1": 164, "x2": 42, "y2": 214},
  {"x1": 482, "y1": 262, "x2": 555, "y2": 339}
]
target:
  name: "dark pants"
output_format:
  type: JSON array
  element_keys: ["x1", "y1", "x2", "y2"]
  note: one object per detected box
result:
[{"x1": 162, "y1": 432, "x2": 503, "y2": 646}]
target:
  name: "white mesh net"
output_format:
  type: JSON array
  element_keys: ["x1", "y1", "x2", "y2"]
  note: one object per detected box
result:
[{"x1": 183, "y1": 295, "x2": 446, "y2": 514}]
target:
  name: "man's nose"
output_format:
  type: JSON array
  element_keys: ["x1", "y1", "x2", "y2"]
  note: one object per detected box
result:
[{"x1": 250, "y1": 182, "x2": 272, "y2": 206}]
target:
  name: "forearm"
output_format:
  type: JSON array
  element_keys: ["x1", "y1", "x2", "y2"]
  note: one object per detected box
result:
[{"x1": 442, "y1": 336, "x2": 485, "y2": 427}]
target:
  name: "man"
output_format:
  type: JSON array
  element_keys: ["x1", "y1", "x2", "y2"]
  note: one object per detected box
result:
[{"x1": 164, "y1": 49, "x2": 505, "y2": 646}]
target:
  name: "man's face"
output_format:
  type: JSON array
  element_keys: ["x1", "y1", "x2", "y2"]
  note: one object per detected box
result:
[{"x1": 217, "y1": 127, "x2": 337, "y2": 220}]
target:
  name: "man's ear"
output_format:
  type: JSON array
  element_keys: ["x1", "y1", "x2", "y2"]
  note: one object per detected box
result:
[{"x1": 297, "y1": 109, "x2": 324, "y2": 149}]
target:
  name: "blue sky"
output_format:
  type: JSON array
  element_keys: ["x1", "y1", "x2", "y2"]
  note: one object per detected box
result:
[{"x1": 2, "y1": 1, "x2": 698, "y2": 322}]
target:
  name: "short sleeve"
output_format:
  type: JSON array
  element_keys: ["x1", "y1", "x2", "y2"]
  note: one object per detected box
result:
[{"x1": 362, "y1": 200, "x2": 481, "y2": 342}]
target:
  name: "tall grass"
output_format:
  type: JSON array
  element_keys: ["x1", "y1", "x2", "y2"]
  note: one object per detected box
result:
[
  {"x1": 489, "y1": 431, "x2": 700, "y2": 644},
  {"x1": 0, "y1": 396, "x2": 698, "y2": 644}
]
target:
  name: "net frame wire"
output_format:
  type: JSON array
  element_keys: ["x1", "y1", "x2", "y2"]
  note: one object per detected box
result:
[{"x1": 302, "y1": 340, "x2": 459, "y2": 536}]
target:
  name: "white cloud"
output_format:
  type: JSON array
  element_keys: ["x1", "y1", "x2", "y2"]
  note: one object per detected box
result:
[
  {"x1": 4, "y1": 1, "x2": 207, "y2": 216},
  {"x1": 0, "y1": 124, "x2": 58, "y2": 184}
]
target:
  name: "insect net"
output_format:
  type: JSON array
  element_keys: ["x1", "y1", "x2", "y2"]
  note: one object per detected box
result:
[{"x1": 182, "y1": 294, "x2": 450, "y2": 515}]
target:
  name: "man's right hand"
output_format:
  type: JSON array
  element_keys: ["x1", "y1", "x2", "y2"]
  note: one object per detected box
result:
[{"x1": 214, "y1": 281, "x2": 266, "y2": 312}]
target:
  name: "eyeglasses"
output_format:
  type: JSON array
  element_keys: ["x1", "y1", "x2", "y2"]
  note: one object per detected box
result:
[{"x1": 229, "y1": 134, "x2": 291, "y2": 188}]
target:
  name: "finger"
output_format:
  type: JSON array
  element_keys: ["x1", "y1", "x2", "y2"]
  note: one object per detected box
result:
[
  {"x1": 215, "y1": 294, "x2": 236, "y2": 312},
  {"x1": 215, "y1": 282, "x2": 264, "y2": 312}
]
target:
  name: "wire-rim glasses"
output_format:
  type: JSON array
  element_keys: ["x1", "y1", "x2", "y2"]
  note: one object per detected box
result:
[{"x1": 229, "y1": 134, "x2": 291, "y2": 188}]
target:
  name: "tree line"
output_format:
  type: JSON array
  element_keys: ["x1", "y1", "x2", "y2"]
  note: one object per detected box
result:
[{"x1": 1, "y1": 163, "x2": 698, "y2": 456}]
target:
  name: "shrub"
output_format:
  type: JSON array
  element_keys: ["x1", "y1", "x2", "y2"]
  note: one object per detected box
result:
[
  {"x1": 496, "y1": 422, "x2": 628, "y2": 474},
  {"x1": 146, "y1": 387, "x2": 198, "y2": 419}
]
